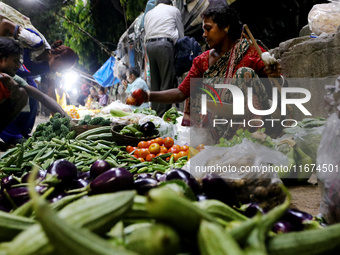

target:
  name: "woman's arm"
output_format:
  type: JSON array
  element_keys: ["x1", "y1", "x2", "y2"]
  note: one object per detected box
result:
[
  {"x1": 0, "y1": 19, "x2": 16, "y2": 36},
  {"x1": 23, "y1": 85, "x2": 73, "y2": 121},
  {"x1": 149, "y1": 88, "x2": 187, "y2": 104}
]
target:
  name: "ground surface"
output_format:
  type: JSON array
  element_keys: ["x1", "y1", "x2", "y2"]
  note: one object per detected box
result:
[{"x1": 1, "y1": 115, "x2": 322, "y2": 216}]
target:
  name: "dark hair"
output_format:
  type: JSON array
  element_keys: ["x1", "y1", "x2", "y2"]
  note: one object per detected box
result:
[
  {"x1": 0, "y1": 37, "x2": 23, "y2": 58},
  {"x1": 99, "y1": 87, "x2": 105, "y2": 93},
  {"x1": 201, "y1": 6, "x2": 242, "y2": 41},
  {"x1": 157, "y1": 0, "x2": 172, "y2": 5},
  {"x1": 51, "y1": 40, "x2": 77, "y2": 69},
  {"x1": 128, "y1": 67, "x2": 140, "y2": 78}
]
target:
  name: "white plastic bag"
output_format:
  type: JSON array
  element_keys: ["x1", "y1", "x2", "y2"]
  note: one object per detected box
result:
[
  {"x1": 316, "y1": 113, "x2": 340, "y2": 224},
  {"x1": 101, "y1": 100, "x2": 132, "y2": 114},
  {"x1": 188, "y1": 139, "x2": 288, "y2": 207},
  {"x1": 138, "y1": 115, "x2": 175, "y2": 138},
  {"x1": 308, "y1": 1, "x2": 340, "y2": 36}
]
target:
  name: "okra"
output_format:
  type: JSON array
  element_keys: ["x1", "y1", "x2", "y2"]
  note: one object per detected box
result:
[
  {"x1": 137, "y1": 167, "x2": 149, "y2": 173},
  {"x1": 32, "y1": 145, "x2": 49, "y2": 163},
  {"x1": 0, "y1": 147, "x2": 19, "y2": 159},
  {"x1": 75, "y1": 126, "x2": 112, "y2": 140},
  {"x1": 36, "y1": 147, "x2": 56, "y2": 163},
  {"x1": 101, "y1": 148, "x2": 113, "y2": 160},
  {"x1": 75, "y1": 140, "x2": 96, "y2": 151},
  {"x1": 68, "y1": 144, "x2": 93, "y2": 154}
]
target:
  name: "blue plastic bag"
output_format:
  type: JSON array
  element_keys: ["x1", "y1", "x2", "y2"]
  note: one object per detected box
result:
[{"x1": 93, "y1": 56, "x2": 120, "y2": 87}]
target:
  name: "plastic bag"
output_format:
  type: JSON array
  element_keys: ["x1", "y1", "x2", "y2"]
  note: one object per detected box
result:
[
  {"x1": 308, "y1": 1, "x2": 340, "y2": 36},
  {"x1": 93, "y1": 56, "x2": 120, "y2": 87},
  {"x1": 138, "y1": 116, "x2": 175, "y2": 138},
  {"x1": 316, "y1": 113, "x2": 340, "y2": 224},
  {"x1": 101, "y1": 100, "x2": 132, "y2": 115},
  {"x1": 293, "y1": 126, "x2": 324, "y2": 164},
  {"x1": 188, "y1": 139, "x2": 288, "y2": 208}
]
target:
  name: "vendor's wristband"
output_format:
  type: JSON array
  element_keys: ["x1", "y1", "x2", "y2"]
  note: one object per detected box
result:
[
  {"x1": 14, "y1": 25, "x2": 20, "y2": 39},
  {"x1": 280, "y1": 75, "x2": 285, "y2": 87}
]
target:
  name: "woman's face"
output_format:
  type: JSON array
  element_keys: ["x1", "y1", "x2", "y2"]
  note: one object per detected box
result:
[
  {"x1": 202, "y1": 17, "x2": 228, "y2": 49},
  {"x1": 126, "y1": 72, "x2": 135, "y2": 83}
]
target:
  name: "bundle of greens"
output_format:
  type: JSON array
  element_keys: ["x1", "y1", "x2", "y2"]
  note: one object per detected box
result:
[
  {"x1": 216, "y1": 128, "x2": 275, "y2": 149},
  {"x1": 133, "y1": 108, "x2": 157, "y2": 116},
  {"x1": 33, "y1": 113, "x2": 76, "y2": 141},
  {"x1": 78, "y1": 115, "x2": 112, "y2": 126},
  {"x1": 163, "y1": 107, "x2": 182, "y2": 124}
]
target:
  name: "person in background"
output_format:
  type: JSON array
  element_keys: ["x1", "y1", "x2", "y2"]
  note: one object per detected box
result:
[
  {"x1": 77, "y1": 83, "x2": 90, "y2": 106},
  {"x1": 125, "y1": 67, "x2": 149, "y2": 110},
  {"x1": 144, "y1": 0, "x2": 184, "y2": 116},
  {"x1": 98, "y1": 87, "x2": 109, "y2": 106},
  {"x1": 128, "y1": 6, "x2": 285, "y2": 141},
  {"x1": 0, "y1": 37, "x2": 73, "y2": 144},
  {"x1": 0, "y1": 3, "x2": 77, "y2": 145}
]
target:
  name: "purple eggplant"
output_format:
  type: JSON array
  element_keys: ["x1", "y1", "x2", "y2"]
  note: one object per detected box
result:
[
  {"x1": 140, "y1": 121, "x2": 155, "y2": 136},
  {"x1": 197, "y1": 194, "x2": 208, "y2": 202},
  {"x1": 50, "y1": 192, "x2": 69, "y2": 203},
  {"x1": 5, "y1": 187, "x2": 30, "y2": 207},
  {"x1": 272, "y1": 220, "x2": 295, "y2": 233},
  {"x1": 281, "y1": 208, "x2": 313, "y2": 230},
  {"x1": 201, "y1": 173, "x2": 238, "y2": 207},
  {"x1": 244, "y1": 202, "x2": 269, "y2": 218},
  {"x1": 134, "y1": 178, "x2": 158, "y2": 195},
  {"x1": 89, "y1": 168, "x2": 134, "y2": 195},
  {"x1": 77, "y1": 171, "x2": 92, "y2": 181},
  {"x1": 21, "y1": 170, "x2": 46, "y2": 184},
  {"x1": 90, "y1": 160, "x2": 111, "y2": 179},
  {"x1": 68, "y1": 179, "x2": 90, "y2": 190},
  {"x1": 155, "y1": 172, "x2": 166, "y2": 182},
  {"x1": 135, "y1": 173, "x2": 152, "y2": 180},
  {"x1": 165, "y1": 169, "x2": 200, "y2": 195},
  {"x1": 45, "y1": 159, "x2": 77, "y2": 184},
  {"x1": 1, "y1": 175, "x2": 20, "y2": 191}
]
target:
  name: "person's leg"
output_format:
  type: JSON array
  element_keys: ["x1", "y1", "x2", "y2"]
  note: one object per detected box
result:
[
  {"x1": 13, "y1": 77, "x2": 38, "y2": 138},
  {"x1": 147, "y1": 41, "x2": 174, "y2": 116},
  {"x1": 0, "y1": 87, "x2": 28, "y2": 133}
]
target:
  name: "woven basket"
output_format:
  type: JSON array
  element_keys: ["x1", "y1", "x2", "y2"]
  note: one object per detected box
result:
[
  {"x1": 71, "y1": 125, "x2": 103, "y2": 136},
  {"x1": 111, "y1": 124, "x2": 159, "y2": 146}
]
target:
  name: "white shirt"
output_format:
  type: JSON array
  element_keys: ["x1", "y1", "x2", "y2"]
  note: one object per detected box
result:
[{"x1": 144, "y1": 3, "x2": 184, "y2": 44}]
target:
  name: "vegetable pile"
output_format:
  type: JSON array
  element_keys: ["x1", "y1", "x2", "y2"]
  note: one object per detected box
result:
[{"x1": 119, "y1": 122, "x2": 158, "y2": 138}]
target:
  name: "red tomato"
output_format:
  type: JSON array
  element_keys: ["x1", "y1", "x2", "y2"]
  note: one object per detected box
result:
[
  {"x1": 177, "y1": 151, "x2": 187, "y2": 159},
  {"x1": 138, "y1": 148, "x2": 150, "y2": 159},
  {"x1": 147, "y1": 139, "x2": 155, "y2": 147},
  {"x1": 146, "y1": 154, "x2": 156, "y2": 162},
  {"x1": 196, "y1": 144, "x2": 205, "y2": 152},
  {"x1": 156, "y1": 152, "x2": 165, "y2": 157},
  {"x1": 160, "y1": 146, "x2": 168, "y2": 153},
  {"x1": 168, "y1": 146, "x2": 180, "y2": 154},
  {"x1": 126, "y1": 145, "x2": 132, "y2": 153},
  {"x1": 138, "y1": 141, "x2": 149, "y2": 149},
  {"x1": 163, "y1": 137, "x2": 174, "y2": 148},
  {"x1": 166, "y1": 157, "x2": 170, "y2": 161},
  {"x1": 134, "y1": 149, "x2": 140, "y2": 156},
  {"x1": 137, "y1": 157, "x2": 145, "y2": 162},
  {"x1": 130, "y1": 147, "x2": 138, "y2": 153},
  {"x1": 154, "y1": 137, "x2": 164, "y2": 146},
  {"x1": 132, "y1": 155, "x2": 138, "y2": 159},
  {"x1": 171, "y1": 153, "x2": 180, "y2": 162},
  {"x1": 149, "y1": 143, "x2": 160, "y2": 154},
  {"x1": 180, "y1": 145, "x2": 189, "y2": 151}
]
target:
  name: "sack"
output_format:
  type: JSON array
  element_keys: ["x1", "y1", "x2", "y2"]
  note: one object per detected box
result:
[
  {"x1": 308, "y1": 1, "x2": 340, "y2": 36},
  {"x1": 174, "y1": 36, "x2": 202, "y2": 76},
  {"x1": 316, "y1": 113, "x2": 340, "y2": 224},
  {"x1": 188, "y1": 139, "x2": 288, "y2": 208}
]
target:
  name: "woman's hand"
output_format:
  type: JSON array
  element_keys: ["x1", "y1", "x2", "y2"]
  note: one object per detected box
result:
[
  {"x1": 126, "y1": 88, "x2": 148, "y2": 106},
  {"x1": 264, "y1": 61, "x2": 282, "y2": 78},
  {"x1": 0, "y1": 73, "x2": 18, "y2": 92}
]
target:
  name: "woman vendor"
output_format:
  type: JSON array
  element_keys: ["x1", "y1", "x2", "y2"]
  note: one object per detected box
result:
[
  {"x1": 0, "y1": 2, "x2": 76, "y2": 145},
  {"x1": 128, "y1": 6, "x2": 284, "y2": 141}
]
